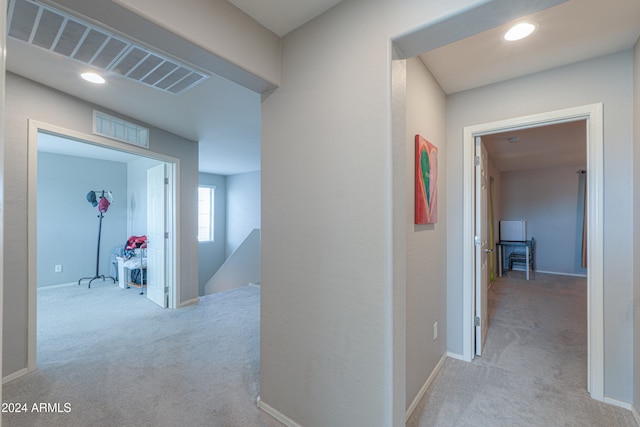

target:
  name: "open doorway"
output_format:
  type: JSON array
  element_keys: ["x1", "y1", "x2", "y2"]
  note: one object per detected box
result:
[
  {"x1": 27, "y1": 121, "x2": 179, "y2": 372},
  {"x1": 463, "y1": 103, "x2": 604, "y2": 401},
  {"x1": 474, "y1": 119, "x2": 588, "y2": 355}
]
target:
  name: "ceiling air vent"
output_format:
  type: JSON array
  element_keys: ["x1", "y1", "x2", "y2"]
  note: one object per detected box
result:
[{"x1": 8, "y1": 0, "x2": 209, "y2": 94}]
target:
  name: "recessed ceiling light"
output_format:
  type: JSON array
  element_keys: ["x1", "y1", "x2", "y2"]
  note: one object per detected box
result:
[
  {"x1": 504, "y1": 22, "x2": 536, "y2": 42},
  {"x1": 81, "y1": 72, "x2": 106, "y2": 84}
]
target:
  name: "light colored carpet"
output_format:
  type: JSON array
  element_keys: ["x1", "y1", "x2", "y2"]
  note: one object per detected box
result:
[
  {"x1": 407, "y1": 272, "x2": 638, "y2": 427},
  {"x1": 5, "y1": 274, "x2": 637, "y2": 426},
  {"x1": 3, "y1": 283, "x2": 282, "y2": 427}
]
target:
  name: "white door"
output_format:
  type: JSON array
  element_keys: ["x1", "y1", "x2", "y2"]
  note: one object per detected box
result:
[
  {"x1": 147, "y1": 164, "x2": 167, "y2": 308},
  {"x1": 475, "y1": 137, "x2": 490, "y2": 356}
]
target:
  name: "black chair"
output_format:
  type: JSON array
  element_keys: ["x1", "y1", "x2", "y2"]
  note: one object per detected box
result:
[{"x1": 508, "y1": 237, "x2": 535, "y2": 278}]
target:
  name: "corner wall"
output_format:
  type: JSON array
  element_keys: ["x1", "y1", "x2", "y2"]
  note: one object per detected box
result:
[
  {"x1": 260, "y1": 1, "x2": 548, "y2": 424},
  {"x1": 198, "y1": 172, "x2": 227, "y2": 295},
  {"x1": 633, "y1": 37, "x2": 640, "y2": 416},
  {"x1": 446, "y1": 50, "x2": 634, "y2": 403},
  {"x1": 499, "y1": 166, "x2": 587, "y2": 276},
  {"x1": 226, "y1": 171, "x2": 260, "y2": 258},
  {"x1": 37, "y1": 153, "x2": 127, "y2": 287},
  {"x1": 404, "y1": 56, "x2": 447, "y2": 411},
  {"x1": 3, "y1": 72, "x2": 199, "y2": 378}
]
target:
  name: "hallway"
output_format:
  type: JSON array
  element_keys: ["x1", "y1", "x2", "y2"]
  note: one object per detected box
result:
[{"x1": 408, "y1": 273, "x2": 637, "y2": 426}]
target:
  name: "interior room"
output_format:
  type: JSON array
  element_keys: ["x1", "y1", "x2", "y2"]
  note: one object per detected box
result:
[
  {"x1": 36, "y1": 132, "x2": 260, "y2": 298},
  {"x1": 33, "y1": 127, "x2": 261, "y2": 358},
  {"x1": 37, "y1": 132, "x2": 164, "y2": 295},
  {"x1": 483, "y1": 120, "x2": 588, "y2": 279},
  {"x1": 2, "y1": 0, "x2": 640, "y2": 426}
]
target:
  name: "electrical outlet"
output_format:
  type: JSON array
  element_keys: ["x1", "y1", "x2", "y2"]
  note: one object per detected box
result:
[
  {"x1": 55, "y1": 264, "x2": 63, "y2": 273},
  {"x1": 433, "y1": 321, "x2": 438, "y2": 341}
]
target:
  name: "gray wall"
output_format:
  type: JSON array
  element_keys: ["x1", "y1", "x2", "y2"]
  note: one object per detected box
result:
[
  {"x1": 3, "y1": 72, "x2": 199, "y2": 377},
  {"x1": 633, "y1": 37, "x2": 640, "y2": 415},
  {"x1": 198, "y1": 171, "x2": 260, "y2": 295},
  {"x1": 37, "y1": 152, "x2": 127, "y2": 287},
  {"x1": 198, "y1": 172, "x2": 227, "y2": 295},
  {"x1": 261, "y1": 1, "x2": 488, "y2": 424},
  {"x1": 404, "y1": 56, "x2": 447, "y2": 410},
  {"x1": 204, "y1": 228, "x2": 260, "y2": 295},
  {"x1": 446, "y1": 51, "x2": 634, "y2": 403},
  {"x1": 499, "y1": 166, "x2": 587, "y2": 276},
  {"x1": 226, "y1": 171, "x2": 260, "y2": 257}
]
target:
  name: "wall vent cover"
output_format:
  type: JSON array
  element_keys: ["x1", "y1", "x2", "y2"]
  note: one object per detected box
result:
[
  {"x1": 8, "y1": 0, "x2": 209, "y2": 94},
  {"x1": 94, "y1": 110, "x2": 149, "y2": 148}
]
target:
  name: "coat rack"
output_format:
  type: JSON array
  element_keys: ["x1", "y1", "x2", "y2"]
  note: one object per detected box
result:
[{"x1": 78, "y1": 190, "x2": 116, "y2": 288}]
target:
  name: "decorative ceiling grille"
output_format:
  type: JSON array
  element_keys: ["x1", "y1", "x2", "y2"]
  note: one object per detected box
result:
[{"x1": 8, "y1": 0, "x2": 209, "y2": 94}]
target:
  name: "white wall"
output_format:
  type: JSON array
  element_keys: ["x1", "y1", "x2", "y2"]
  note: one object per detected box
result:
[
  {"x1": 3, "y1": 72, "x2": 199, "y2": 378},
  {"x1": 446, "y1": 51, "x2": 634, "y2": 403},
  {"x1": 37, "y1": 152, "x2": 127, "y2": 287},
  {"x1": 226, "y1": 171, "x2": 260, "y2": 257},
  {"x1": 404, "y1": 56, "x2": 447, "y2": 410},
  {"x1": 499, "y1": 166, "x2": 587, "y2": 276},
  {"x1": 198, "y1": 172, "x2": 227, "y2": 295}
]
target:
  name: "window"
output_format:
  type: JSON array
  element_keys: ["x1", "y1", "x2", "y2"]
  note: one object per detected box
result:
[{"x1": 198, "y1": 186, "x2": 215, "y2": 242}]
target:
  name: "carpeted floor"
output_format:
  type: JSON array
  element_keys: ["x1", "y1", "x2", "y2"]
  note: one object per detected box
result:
[
  {"x1": 407, "y1": 272, "x2": 638, "y2": 427},
  {"x1": 4, "y1": 274, "x2": 637, "y2": 426},
  {"x1": 2, "y1": 283, "x2": 281, "y2": 427}
]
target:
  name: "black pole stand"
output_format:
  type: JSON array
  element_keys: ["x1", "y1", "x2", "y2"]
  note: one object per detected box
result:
[{"x1": 78, "y1": 211, "x2": 116, "y2": 288}]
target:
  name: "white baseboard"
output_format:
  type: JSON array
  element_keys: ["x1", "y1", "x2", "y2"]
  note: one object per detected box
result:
[
  {"x1": 38, "y1": 282, "x2": 77, "y2": 289},
  {"x1": 446, "y1": 351, "x2": 466, "y2": 361},
  {"x1": 3, "y1": 367, "x2": 28, "y2": 384},
  {"x1": 257, "y1": 397, "x2": 302, "y2": 427},
  {"x1": 604, "y1": 396, "x2": 633, "y2": 411},
  {"x1": 179, "y1": 297, "x2": 199, "y2": 307},
  {"x1": 405, "y1": 353, "x2": 448, "y2": 421},
  {"x1": 533, "y1": 269, "x2": 587, "y2": 278},
  {"x1": 632, "y1": 406, "x2": 640, "y2": 426}
]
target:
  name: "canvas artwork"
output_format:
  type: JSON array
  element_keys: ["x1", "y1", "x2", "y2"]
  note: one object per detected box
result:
[{"x1": 415, "y1": 134, "x2": 438, "y2": 224}]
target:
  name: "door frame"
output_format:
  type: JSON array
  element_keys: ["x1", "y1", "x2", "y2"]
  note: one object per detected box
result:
[
  {"x1": 27, "y1": 119, "x2": 179, "y2": 372},
  {"x1": 461, "y1": 103, "x2": 604, "y2": 401}
]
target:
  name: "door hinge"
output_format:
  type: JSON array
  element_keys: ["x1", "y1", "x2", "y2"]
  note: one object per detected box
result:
[
  {"x1": 475, "y1": 316, "x2": 480, "y2": 327},
  {"x1": 164, "y1": 177, "x2": 169, "y2": 184},
  {"x1": 164, "y1": 286, "x2": 169, "y2": 294},
  {"x1": 474, "y1": 235, "x2": 480, "y2": 246},
  {"x1": 164, "y1": 232, "x2": 169, "y2": 239},
  {"x1": 475, "y1": 156, "x2": 480, "y2": 166}
]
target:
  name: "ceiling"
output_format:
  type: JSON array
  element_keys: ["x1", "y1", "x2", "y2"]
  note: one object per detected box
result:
[
  {"x1": 419, "y1": 0, "x2": 640, "y2": 95},
  {"x1": 38, "y1": 131, "x2": 141, "y2": 163},
  {"x1": 227, "y1": 0, "x2": 345, "y2": 37},
  {"x1": 8, "y1": 0, "x2": 640, "y2": 175},
  {"x1": 482, "y1": 121, "x2": 586, "y2": 172}
]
